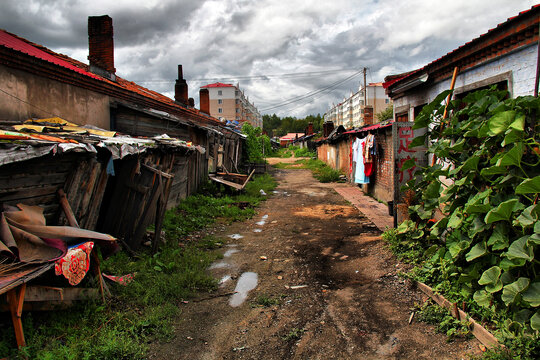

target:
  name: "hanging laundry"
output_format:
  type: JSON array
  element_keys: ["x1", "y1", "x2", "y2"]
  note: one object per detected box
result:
[{"x1": 354, "y1": 137, "x2": 370, "y2": 184}]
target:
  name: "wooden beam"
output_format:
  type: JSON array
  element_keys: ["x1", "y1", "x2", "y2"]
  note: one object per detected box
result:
[
  {"x1": 416, "y1": 282, "x2": 501, "y2": 348},
  {"x1": 7, "y1": 284, "x2": 26, "y2": 348},
  {"x1": 58, "y1": 188, "x2": 79, "y2": 228}
]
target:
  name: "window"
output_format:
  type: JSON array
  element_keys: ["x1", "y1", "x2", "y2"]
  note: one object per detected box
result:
[
  {"x1": 236, "y1": 108, "x2": 240, "y2": 113},
  {"x1": 218, "y1": 99, "x2": 222, "y2": 104},
  {"x1": 218, "y1": 108, "x2": 223, "y2": 113},
  {"x1": 218, "y1": 90, "x2": 222, "y2": 96},
  {"x1": 385, "y1": 99, "x2": 390, "y2": 104},
  {"x1": 235, "y1": 90, "x2": 239, "y2": 96}
]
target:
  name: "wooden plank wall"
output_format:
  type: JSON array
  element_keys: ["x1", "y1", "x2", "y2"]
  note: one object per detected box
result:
[
  {"x1": 0, "y1": 153, "x2": 82, "y2": 224},
  {"x1": 60, "y1": 156, "x2": 109, "y2": 230},
  {"x1": 99, "y1": 150, "x2": 175, "y2": 249}
]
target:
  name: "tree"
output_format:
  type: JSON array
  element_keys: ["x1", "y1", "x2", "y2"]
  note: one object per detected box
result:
[{"x1": 376, "y1": 105, "x2": 393, "y2": 122}]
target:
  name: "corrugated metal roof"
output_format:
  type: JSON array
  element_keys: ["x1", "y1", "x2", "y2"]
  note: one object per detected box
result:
[
  {"x1": 0, "y1": 29, "x2": 221, "y2": 126},
  {"x1": 343, "y1": 121, "x2": 393, "y2": 134},
  {"x1": 0, "y1": 30, "x2": 101, "y2": 80}
]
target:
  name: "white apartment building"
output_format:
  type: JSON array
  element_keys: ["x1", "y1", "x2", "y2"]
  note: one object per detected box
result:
[{"x1": 324, "y1": 83, "x2": 391, "y2": 129}]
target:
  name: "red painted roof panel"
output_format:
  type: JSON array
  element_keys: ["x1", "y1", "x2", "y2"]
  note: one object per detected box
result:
[
  {"x1": 201, "y1": 82, "x2": 234, "y2": 88},
  {"x1": 0, "y1": 30, "x2": 101, "y2": 80}
]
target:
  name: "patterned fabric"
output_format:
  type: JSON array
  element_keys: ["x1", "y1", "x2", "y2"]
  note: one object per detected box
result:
[
  {"x1": 102, "y1": 273, "x2": 134, "y2": 285},
  {"x1": 55, "y1": 242, "x2": 94, "y2": 285}
]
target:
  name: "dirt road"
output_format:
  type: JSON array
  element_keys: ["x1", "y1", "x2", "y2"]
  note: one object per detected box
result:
[{"x1": 149, "y1": 163, "x2": 479, "y2": 359}]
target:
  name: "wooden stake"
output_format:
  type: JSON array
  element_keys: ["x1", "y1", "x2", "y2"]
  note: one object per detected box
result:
[
  {"x1": 431, "y1": 67, "x2": 459, "y2": 167},
  {"x1": 7, "y1": 284, "x2": 27, "y2": 348}
]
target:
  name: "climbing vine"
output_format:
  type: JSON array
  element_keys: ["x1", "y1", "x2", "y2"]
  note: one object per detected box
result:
[{"x1": 396, "y1": 87, "x2": 540, "y2": 347}]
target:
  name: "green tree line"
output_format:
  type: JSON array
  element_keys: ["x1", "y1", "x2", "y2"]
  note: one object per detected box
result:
[{"x1": 262, "y1": 114, "x2": 323, "y2": 138}]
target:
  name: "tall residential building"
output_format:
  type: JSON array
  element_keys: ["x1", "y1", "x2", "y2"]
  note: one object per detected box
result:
[
  {"x1": 200, "y1": 82, "x2": 262, "y2": 129},
  {"x1": 324, "y1": 82, "x2": 391, "y2": 129}
]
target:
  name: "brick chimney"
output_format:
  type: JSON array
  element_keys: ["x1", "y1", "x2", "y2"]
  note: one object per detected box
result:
[
  {"x1": 88, "y1": 15, "x2": 116, "y2": 80},
  {"x1": 175, "y1": 65, "x2": 189, "y2": 106},
  {"x1": 323, "y1": 122, "x2": 334, "y2": 137},
  {"x1": 199, "y1": 88, "x2": 210, "y2": 114},
  {"x1": 306, "y1": 122, "x2": 314, "y2": 135},
  {"x1": 364, "y1": 106, "x2": 374, "y2": 126}
]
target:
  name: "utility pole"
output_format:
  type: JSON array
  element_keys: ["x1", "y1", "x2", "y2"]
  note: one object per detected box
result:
[{"x1": 363, "y1": 67, "x2": 367, "y2": 106}]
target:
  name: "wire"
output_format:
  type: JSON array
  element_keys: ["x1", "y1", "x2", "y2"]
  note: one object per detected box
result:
[
  {"x1": 0, "y1": 87, "x2": 59, "y2": 119},
  {"x1": 133, "y1": 68, "x2": 359, "y2": 84},
  {"x1": 259, "y1": 69, "x2": 364, "y2": 112}
]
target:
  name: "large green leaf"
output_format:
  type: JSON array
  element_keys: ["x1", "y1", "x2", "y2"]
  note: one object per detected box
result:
[
  {"x1": 487, "y1": 110, "x2": 516, "y2": 135},
  {"x1": 474, "y1": 289, "x2": 493, "y2": 307},
  {"x1": 529, "y1": 233, "x2": 540, "y2": 245},
  {"x1": 515, "y1": 176, "x2": 540, "y2": 194},
  {"x1": 517, "y1": 205, "x2": 539, "y2": 227},
  {"x1": 506, "y1": 236, "x2": 534, "y2": 261},
  {"x1": 480, "y1": 165, "x2": 506, "y2": 177},
  {"x1": 478, "y1": 266, "x2": 503, "y2": 293},
  {"x1": 487, "y1": 225, "x2": 509, "y2": 250},
  {"x1": 501, "y1": 129, "x2": 523, "y2": 147},
  {"x1": 523, "y1": 282, "x2": 540, "y2": 307},
  {"x1": 466, "y1": 241, "x2": 487, "y2": 262},
  {"x1": 401, "y1": 158, "x2": 416, "y2": 171},
  {"x1": 502, "y1": 278, "x2": 530, "y2": 306},
  {"x1": 499, "y1": 257, "x2": 526, "y2": 272},
  {"x1": 484, "y1": 199, "x2": 521, "y2": 224},
  {"x1": 409, "y1": 134, "x2": 426, "y2": 148},
  {"x1": 425, "y1": 181, "x2": 441, "y2": 199},
  {"x1": 448, "y1": 240, "x2": 470, "y2": 259},
  {"x1": 496, "y1": 142, "x2": 523, "y2": 167},
  {"x1": 448, "y1": 210, "x2": 463, "y2": 228},
  {"x1": 464, "y1": 189, "x2": 492, "y2": 214},
  {"x1": 531, "y1": 311, "x2": 540, "y2": 331}
]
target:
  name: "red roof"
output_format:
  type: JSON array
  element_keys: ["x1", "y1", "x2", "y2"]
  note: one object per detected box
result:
[
  {"x1": 0, "y1": 29, "x2": 220, "y2": 125},
  {"x1": 384, "y1": 5, "x2": 540, "y2": 92},
  {"x1": 0, "y1": 30, "x2": 101, "y2": 80},
  {"x1": 343, "y1": 121, "x2": 393, "y2": 134},
  {"x1": 201, "y1": 82, "x2": 234, "y2": 88}
]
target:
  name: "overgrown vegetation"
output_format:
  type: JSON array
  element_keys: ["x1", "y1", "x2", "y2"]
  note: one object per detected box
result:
[
  {"x1": 276, "y1": 145, "x2": 315, "y2": 158},
  {"x1": 273, "y1": 158, "x2": 343, "y2": 183},
  {"x1": 242, "y1": 122, "x2": 275, "y2": 163},
  {"x1": 376, "y1": 104, "x2": 393, "y2": 122},
  {"x1": 383, "y1": 88, "x2": 540, "y2": 358},
  {"x1": 0, "y1": 174, "x2": 277, "y2": 359},
  {"x1": 415, "y1": 300, "x2": 472, "y2": 341}
]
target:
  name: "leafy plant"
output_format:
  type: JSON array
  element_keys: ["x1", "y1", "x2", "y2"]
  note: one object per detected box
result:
[
  {"x1": 242, "y1": 123, "x2": 274, "y2": 163},
  {"x1": 415, "y1": 300, "x2": 471, "y2": 341},
  {"x1": 391, "y1": 87, "x2": 540, "y2": 356},
  {"x1": 282, "y1": 327, "x2": 305, "y2": 341}
]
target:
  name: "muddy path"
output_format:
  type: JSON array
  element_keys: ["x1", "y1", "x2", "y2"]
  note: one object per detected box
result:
[{"x1": 149, "y1": 163, "x2": 479, "y2": 359}]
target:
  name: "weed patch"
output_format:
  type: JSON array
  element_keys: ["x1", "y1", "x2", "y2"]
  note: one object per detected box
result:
[{"x1": 0, "y1": 174, "x2": 277, "y2": 358}]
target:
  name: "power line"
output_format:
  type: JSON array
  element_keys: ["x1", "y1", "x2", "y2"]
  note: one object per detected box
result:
[
  {"x1": 133, "y1": 68, "x2": 358, "y2": 84},
  {"x1": 259, "y1": 69, "x2": 365, "y2": 112}
]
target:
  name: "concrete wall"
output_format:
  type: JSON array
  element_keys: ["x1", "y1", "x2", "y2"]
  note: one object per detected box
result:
[
  {"x1": 392, "y1": 44, "x2": 538, "y2": 121},
  {"x1": 0, "y1": 65, "x2": 110, "y2": 128}
]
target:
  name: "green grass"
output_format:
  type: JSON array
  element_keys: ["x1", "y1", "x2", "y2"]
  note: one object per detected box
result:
[
  {"x1": 0, "y1": 174, "x2": 278, "y2": 359},
  {"x1": 253, "y1": 294, "x2": 282, "y2": 307},
  {"x1": 272, "y1": 159, "x2": 342, "y2": 183},
  {"x1": 414, "y1": 300, "x2": 471, "y2": 342},
  {"x1": 282, "y1": 327, "x2": 305, "y2": 341}
]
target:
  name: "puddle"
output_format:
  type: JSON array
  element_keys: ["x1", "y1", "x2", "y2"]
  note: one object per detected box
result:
[
  {"x1": 253, "y1": 229, "x2": 262, "y2": 233},
  {"x1": 219, "y1": 275, "x2": 232, "y2": 285},
  {"x1": 224, "y1": 248, "x2": 240, "y2": 257},
  {"x1": 229, "y1": 272, "x2": 258, "y2": 307},
  {"x1": 256, "y1": 220, "x2": 266, "y2": 226},
  {"x1": 228, "y1": 234, "x2": 244, "y2": 240},
  {"x1": 262, "y1": 215, "x2": 268, "y2": 219},
  {"x1": 209, "y1": 261, "x2": 232, "y2": 270}
]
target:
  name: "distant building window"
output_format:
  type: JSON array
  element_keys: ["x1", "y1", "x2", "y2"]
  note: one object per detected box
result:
[
  {"x1": 218, "y1": 99, "x2": 223, "y2": 104},
  {"x1": 385, "y1": 99, "x2": 389, "y2": 103},
  {"x1": 218, "y1": 108, "x2": 223, "y2": 113},
  {"x1": 236, "y1": 108, "x2": 240, "y2": 113},
  {"x1": 236, "y1": 116, "x2": 240, "y2": 120},
  {"x1": 218, "y1": 90, "x2": 222, "y2": 96},
  {"x1": 235, "y1": 90, "x2": 239, "y2": 96}
]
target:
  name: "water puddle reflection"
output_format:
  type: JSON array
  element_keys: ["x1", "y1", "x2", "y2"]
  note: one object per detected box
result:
[{"x1": 229, "y1": 272, "x2": 258, "y2": 307}]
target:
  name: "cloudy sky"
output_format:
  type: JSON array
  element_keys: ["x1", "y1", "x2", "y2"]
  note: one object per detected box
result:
[{"x1": 1, "y1": 0, "x2": 537, "y2": 118}]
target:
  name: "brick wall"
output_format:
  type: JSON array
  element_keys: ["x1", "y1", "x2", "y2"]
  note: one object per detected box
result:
[{"x1": 364, "y1": 129, "x2": 393, "y2": 203}]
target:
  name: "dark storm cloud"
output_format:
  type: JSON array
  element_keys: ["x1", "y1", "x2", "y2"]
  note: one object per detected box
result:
[{"x1": 1, "y1": 0, "x2": 537, "y2": 117}]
